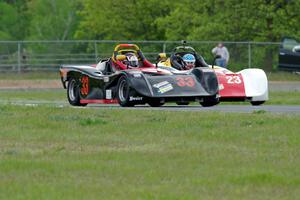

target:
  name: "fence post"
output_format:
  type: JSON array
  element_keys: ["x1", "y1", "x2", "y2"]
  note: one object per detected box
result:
[
  {"x1": 17, "y1": 42, "x2": 21, "y2": 73},
  {"x1": 94, "y1": 41, "x2": 98, "y2": 62},
  {"x1": 248, "y1": 42, "x2": 251, "y2": 68},
  {"x1": 163, "y1": 43, "x2": 166, "y2": 53}
]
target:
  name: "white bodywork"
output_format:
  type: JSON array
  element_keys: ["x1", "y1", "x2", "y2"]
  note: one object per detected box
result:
[
  {"x1": 212, "y1": 66, "x2": 269, "y2": 103},
  {"x1": 239, "y1": 68, "x2": 268, "y2": 101},
  {"x1": 96, "y1": 61, "x2": 106, "y2": 71}
]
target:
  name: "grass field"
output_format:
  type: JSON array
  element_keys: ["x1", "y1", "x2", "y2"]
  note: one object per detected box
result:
[
  {"x1": 0, "y1": 71, "x2": 299, "y2": 199},
  {"x1": 0, "y1": 71, "x2": 59, "y2": 80},
  {"x1": 0, "y1": 104, "x2": 299, "y2": 199}
]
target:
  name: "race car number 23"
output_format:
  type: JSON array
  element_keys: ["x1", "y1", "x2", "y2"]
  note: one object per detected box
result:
[
  {"x1": 81, "y1": 76, "x2": 89, "y2": 95},
  {"x1": 176, "y1": 77, "x2": 195, "y2": 87},
  {"x1": 226, "y1": 75, "x2": 242, "y2": 84}
]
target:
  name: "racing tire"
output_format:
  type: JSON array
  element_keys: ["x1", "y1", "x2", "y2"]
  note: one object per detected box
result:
[
  {"x1": 148, "y1": 99, "x2": 164, "y2": 107},
  {"x1": 251, "y1": 101, "x2": 265, "y2": 106},
  {"x1": 176, "y1": 102, "x2": 190, "y2": 106},
  {"x1": 117, "y1": 76, "x2": 135, "y2": 107},
  {"x1": 200, "y1": 96, "x2": 219, "y2": 107},
  {"x1": 67, "y1": 77, "x2": 87, "y2": 107}
]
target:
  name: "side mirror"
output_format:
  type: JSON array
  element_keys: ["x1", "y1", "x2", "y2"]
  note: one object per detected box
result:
[
  {"x1": 293, "y1": 45, "x2": 300, "y2": 53},
  {"x1": 156, "y1": 53, "x2": 167, "y2": 67},
  {"x1": 116, "y1": 55, "x2": 126, "y2": 61},
  {"x1": 158, "y1": 53, "x2": 167, "y2": 61},
  {"x1": 212, "y1": 55, "x2": 221, "y2": 68}
]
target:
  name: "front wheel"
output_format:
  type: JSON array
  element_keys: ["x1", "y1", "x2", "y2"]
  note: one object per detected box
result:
[
  {"x1": 251, "y1": 101, "x2": 265, "y2": 106},
  {"x1": 117, "y1": 76, "x2": 135, "y2": 107},
  {"x1": 200, "y1": 96, "x2": 219, "y2": 107},
  {"x1": 67, "y1": 77, "x2": 87, "y2": 106}
]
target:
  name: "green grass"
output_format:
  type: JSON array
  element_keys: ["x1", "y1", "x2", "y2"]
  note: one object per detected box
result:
[
  {"x1": 0, "y1": 89, "x2": 65, "y2": 102},
  {"x1": 266, "y1": 91, "x2": 300, "y2": 105},
  {"x1": 0, "y1": 104, "x2": 299, "y2": 199},
  {"x1": 0, "y1": 71, "x2": 59, "y2": 80},
  {"x1": 0, "y1": 89, "x2": 300, "y2": 105}
]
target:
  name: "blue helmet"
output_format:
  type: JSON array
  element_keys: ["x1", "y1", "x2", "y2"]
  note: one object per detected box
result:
[{"x1": 182, "y1": 53, "x2": 196, "y2": 69}]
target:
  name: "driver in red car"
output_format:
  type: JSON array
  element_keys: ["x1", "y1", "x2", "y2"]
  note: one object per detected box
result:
[{"x1": 122, "y1": 52, "x2": 139, "y2": 68}]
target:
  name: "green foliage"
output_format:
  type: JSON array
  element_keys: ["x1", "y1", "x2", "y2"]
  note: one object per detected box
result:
[
  {"x1": 26, "y1": 0, "x2": 80, "y2": 40},
  {"x1": 1, "y1": 0, "x2": 300, "y2": 41},
  {"x1": 0, "y1": 2, "x2": 19, "y2": 40},
  {"x1": 75, "y1": 0, "x2": 170, "y2": 40},
  {"x1": 1, "y1": 0, "x2": 300, "y2": 71},
  {"x1": 0, "y1": 0, "x2": 29, "y2": 40},
  {"x1": 155, "y1": 0, "x2": 300, "y2": 42}
]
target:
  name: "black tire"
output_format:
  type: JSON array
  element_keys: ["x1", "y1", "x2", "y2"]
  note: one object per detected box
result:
[
  {"x1": 148, "y1": 99, "x2": 164, "y2": 107},
  {"x1": 176, "y1": 102, "x2": 190, "y2": 106},
  {"x1": 67, "y1": 77, "x2": 87, "y2": 106},
  {"x1": 117, "y1": 76, "x2": 135, "y2": 107},
  {"x1": 200, "y1": 96, "x2": 219, "y2": 107},
  {"x1": 251, "y1": 101, "x2": 265, "y2": 106}
]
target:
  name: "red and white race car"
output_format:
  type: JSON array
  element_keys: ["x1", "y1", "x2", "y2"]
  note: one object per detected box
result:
[
  {"x1": 157, "y1": 45, "x2": 268, "y2": 105},
  {"x1": 211, "y1": 66, "x2": 268, "y2": 105}
]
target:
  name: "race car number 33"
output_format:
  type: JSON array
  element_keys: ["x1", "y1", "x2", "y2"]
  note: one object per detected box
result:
[{"x1": 176, "y1": 77, "x2": 195, "y2": 87}]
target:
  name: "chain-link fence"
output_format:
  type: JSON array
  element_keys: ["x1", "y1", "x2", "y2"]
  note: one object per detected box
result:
[{"x1": 0, "y1": 40, "x2": 281, "y2": 72}]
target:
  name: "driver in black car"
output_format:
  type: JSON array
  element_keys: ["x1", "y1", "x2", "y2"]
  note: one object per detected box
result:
[
  {"x1": 182, "y1": 53, "x2": 196, "y2": 70},
  {"x1": 171, "y1": 53, "x2": 196, "y2": 70}
]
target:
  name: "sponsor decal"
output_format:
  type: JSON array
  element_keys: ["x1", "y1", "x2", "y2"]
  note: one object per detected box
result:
[
  {"x1": 218, "y1": 84, "x2": 224, "y2": 90},
  {"x1": 153, "y1": 81, "x2": 173, "y2": 94},
  {"x1": 129, "y1": 96, "x2": 143, "y2": 101},
  {"x1": 103, "y1": 77, "x2": 109, "y2": 82},
  {"x1": 201, "y1": 68, "x2": 214, "y2": 72},
  {"x1": 81, "y1": 76, "x2": 89, "y2": 95},
  {"x1": 106, "y1": 90, "x2": 112, "y2": 99},
  {"x1": 133, "y1": 73, "x2": 142, "y2": 78}
]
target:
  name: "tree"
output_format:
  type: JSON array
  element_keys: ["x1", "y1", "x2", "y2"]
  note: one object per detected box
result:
[
  {"x1": 0, "y1": 2, "x2": 16, "y2": 40},
  {"x1": 26, "y1": 0, "x2": 80, "y2": 40},
  {"x1": 75, "y1": 0, "x2": 171, "y2": 40},
  {"x1": 156, "y1": 0, "x2": 300, "y2": 70},
  {"x1": 0, "y1": 1, "x2": 29, "y2": 40}
]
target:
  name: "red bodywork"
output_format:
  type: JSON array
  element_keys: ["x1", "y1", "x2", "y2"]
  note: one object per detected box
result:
[{"x1": 215, "y1": 71, "x2": 246, "y2": 98}]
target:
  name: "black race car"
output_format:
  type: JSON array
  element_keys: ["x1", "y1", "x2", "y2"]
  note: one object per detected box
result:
[
  {"x1": 278, "y1": 37, "x2": 300, "y2": 71},
  {"x1": 60, "y1": 44, "x2": 219, "y2": 107}
]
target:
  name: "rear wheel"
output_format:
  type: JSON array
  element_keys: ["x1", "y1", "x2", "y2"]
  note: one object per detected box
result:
[
  {"x1": 200, "y1": 96, "x2": 219, "y2": 107},
  {"x1": 251, "y1": 101, "x2": 265, "y2": 106},
  {"x1": 67, "y1": 77, "x2": 87, "y2": 106},
  {"x1": 117, "y1": 76, "x2": 135, "y2": 107}
]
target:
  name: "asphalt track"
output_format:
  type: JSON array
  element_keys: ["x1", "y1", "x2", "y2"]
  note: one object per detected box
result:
[
  {"x1": 0, "y1": 81, "x2": 299, "y2": 114},
  {"x1": 1, "y1": 99, "x2": 300, "y2": 114}
]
